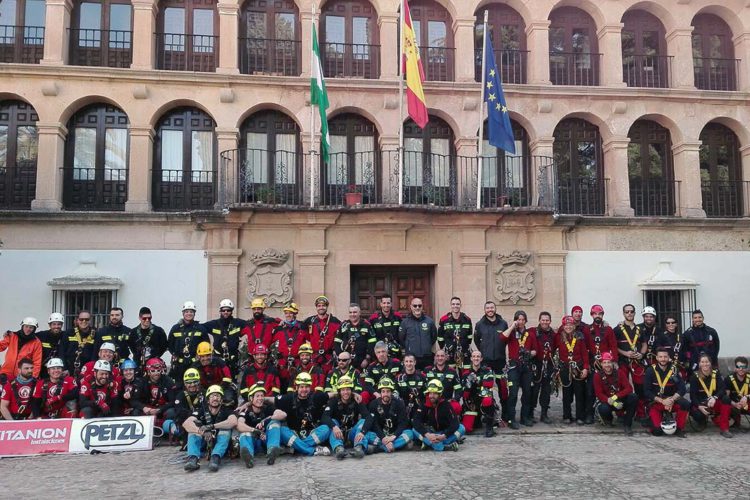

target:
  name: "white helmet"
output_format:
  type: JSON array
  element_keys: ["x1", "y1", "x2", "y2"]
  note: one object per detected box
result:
[
  {"x1": 48, "y1": 312, "x2": 65, "y2": 325},
  {"x1": 642, "y1": 306, "x2": 657, "y2": 317},
  {"x1": 661, "y1": 412, "x2": 677, "y2": 435},
  {"x1": 182, "y1": 301, "x2": 197, "y2": 312},
  {"x1": 93, "y1": 360, "x2": 112, "y2": 372},
  {"x1": 100, "y1": 342, "x2": 116, "y2": 353},
  {"x1": 219, "y1": 299, "x2": 234, "y2": 310},
  {"x1": 46, "y1": 358, "x2": 65, "y2": 369},
  {"x1": 21, "y1": 317, "x2": 39, "y2": 328}
]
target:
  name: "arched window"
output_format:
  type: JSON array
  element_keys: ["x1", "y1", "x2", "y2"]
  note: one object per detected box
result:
[
  {"x1": 157, "y1": 0, "x2": 218, "y2": 72},
  {"x1": 409, "y1": 0, "x2": 454, "y2": 81},
  {"x1": 700, "y1": 123, "x2": 742, "y2": 216},
  {"x1": 627, "y1": 120, "x2": 675, "y2": 216},
  {"x1": 64, "y1": 103, "x2": 129, "y2": 210},
  {"x1": 153, "y1": 107, "x2": 216, "y2": 210},
  {"x1": 549, "y1": 7, "x2": 599, "y2": 86},
  {"x1": 0, "y1": 0, "x2": 45, "y2": 63},
  {"x1": 480, "y1": 119, "x2": 529, "y2": 207},
  {"x1": 323, "y1": 113, "x2": 378, "y2": 205},
  {"x1": 240, "y1": 0, "x2": 299, "y2": 76},
  {"x1": 321, "y1": 0, "x2": 379, "y2": 79},
  {"x1": 403, "y1": 116, "x2": 454, "y2": 206},
  {"x1": 474, "y1": 3, "x2": 526, "y2": 83},
  {"x1": 692, "y1": 14, "x2": 736, "y2": 91},
  {"x1": 621, "y1": 10, "x2": 668, "y2": 88},
  {"x1": 553, "y1": 118, "x2": 604, "y2": 215},
  {"x1": 69, "y1": 0, "x2": 132, "y2": 67},
  {"x1": 0, "y1": 100, "x2": 38, "y2": 209},
  {"x1": 239, "y1": 109, "x2": 301, "y2": 205}
]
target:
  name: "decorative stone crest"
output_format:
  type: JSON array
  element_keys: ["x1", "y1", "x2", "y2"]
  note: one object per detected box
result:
[
  {"x1": 494, "y1": 251, "x2": 536, "y2": 304},
  {"x1": 246, "y1": 249, "x2": 293, "y2": 306}
]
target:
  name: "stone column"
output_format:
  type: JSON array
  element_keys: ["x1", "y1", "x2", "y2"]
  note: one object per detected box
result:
[
  {"x1": 205, "y1": 223, "x2": 242, "y2": 309},
  {"x1": 455, "y1": 137, "x2": 478, "y2": 207},
  {"x1": 529, "y1": 136, "x2": 555, "y2": 208},
  {"x1": 602, "y1": 136, "x2": 634, "y2": 217},
  {"x1": 125, "y1": 125, "x2": 154, "y2": 212},
  {"x1": 130, "y1": 0, "x2": 157, "y2": 70},
  {"x1": 40, "y1": 0, "x2": 73, "y2": 65},
  {"x1": 536, "y1": 251, "x2": 566, "y2": 320},
  {"x1": 453, "y1": 17, "x2": 476, "y2": 82},
  {"x1": 741, "y1": 145, "x2": 750, "y2": 216},
  {"x1": 215, "y1": 128, "x2": 239, "y2": 207},
  {"x1": 296, "y1": 218, "x2": 330, "y2": 312},
  {"x1": 378, "y1": 13, "x2": 399, "y2": 79},
  {"x1": 597, "y1": 24, "x2": 626, "y2": 87},
  {"x1": 526, "y1": 21, "x2": 551, "y2": 85},
  {"x1": 300, "y1": 10, "x2": 316, "y2": 77},
  {"x1": 31, "y1": 122, "x2": 66, "y2": 211},
  {"x1": 672, "y1": 141, "x2": 706, "y2": 218},
  {"x1": 217, "y1": 1, "x2": 240, "y2": 74},
  {"x1": 733, "y1": 33, "x2": 750, "y2": 92},
  {"x1": 455, "y1": 249, "x2": 490, "y2": 315},
  {"x1": 666, "y1": 28, "x2": 696, "y2": 89}
]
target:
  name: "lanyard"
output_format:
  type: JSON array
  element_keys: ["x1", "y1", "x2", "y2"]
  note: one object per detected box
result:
[
  {"x1": 564, "y1": 336, "x2": 577, "y2": 361},
  {"x1": 516, "y1": 330, "x2": 529, "y2": 348},
  {"x1": 620, "y1": 325, "x2": 640, "y2": 351},
  {"x1": 731, "y1": 375, "x2": 749, "y2": 397},
  {"x1": 696, "y1": 370, "x2": 716, "y2": 397},
  {"x1": 653, "y1": 366, "x2": 673, "y2": 395}
]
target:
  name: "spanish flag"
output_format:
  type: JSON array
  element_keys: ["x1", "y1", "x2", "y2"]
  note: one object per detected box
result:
[{"x1": 402, "y1": 0, "x2": 428, "y2": 129}]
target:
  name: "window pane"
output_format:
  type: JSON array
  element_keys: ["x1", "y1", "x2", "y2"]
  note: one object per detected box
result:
[
  {"x1": 507, "y1": 141, "x2": 524, "y2": 188},
  {"x1": 627, "y1": 143, "x2": 642, "y2": 179},
  {"x1": 16, "y1": 125, "x2": 37, "y2": 166},
  {"x1": 549, "y1": 27, "x2": 565, "y2": 53},
  {"x1": 276, "y1": 13, "x2": 295, "y2": 40},
  {"x1": 25, "y1": 0, "x2": 45, "y2": 26},
  {"x1": 430, "y1": 138, "x2": 449, "y2": 187},
  {"x1": 245, "y1": 132, "x2": 268, "y2": 184},
  {"x1": 354, "y1": 135, "x2": 374, "y2": 185},
  {"x1": 326, "y1": 15, "x2": 345, "y2": 55},
  {"x1": 404, "y1": 137, "x2": 422, "y2": 186},
  {"x1": 572, "y1": 29, "x2": 591, "y2": 69},
  {"x1": 0, "y1": 1, "x2": 17, "y2": 26},
  {"x1": 691, "y1": 35, "x2": 702, "y2": 59},
  {"x1": 104, "y1": 128, "x2": 127, "y2": 181},
  {"x1": 164, "y1": 8, "x2": 185, "y2": 51},
  {"x1": 73, "y1": 128, "x2": 97, "y2": 181},
  {"x1": 577, "y1": 141, "x2": 596, "y2": 179},
  {"x1": 709, "y1": 35, "x2": 723, "y2": 59},
  {"x1": 247, "y1": 12, "x2": 266, "y2": 38},
  {"x1": 413, "y1": 21, "x2": 421, "y2": 47},
  {"x1": 275, "y1": 133, "x2": 296, "y2": 184},
  {"x1": 500, "y1": 25, "x2": 520, "y2": 51},
  {"x1": 648, "y1": 143, "x2": 665, "y2": 178},
  {"x1": 621, "y1": 31, "x2": 635, "y2": 57},
  {"x1": 191, "y1": 130, "x2": 213, "y2": 182},
  {"x1": 481, "y1": 140, "x2": 497, "y2": 187},
  {"x1": 194, "y1": 9, "x2": 214, "y2": 52},
  {"x1": 642, "y1": 31, "x2": 658, "y2": 56},
  {"x1": 428, "y1": 21, "x2": 445, "y2": 48},
  {"x1": 109, "y1": 5, "x2": 132, "y2": 48},
  {"x1": 353, "y1": 17, "x2": 370, "y2": 45},
  {"x1": 327, "y1": 135, "x2": 347, "y2": 184},
  {"x1": 161, "y1": 129, "x2": 183, "y2": 182},
  {"x1": 79, "y1": 3, "x2": 102, "y2": 47},
  {"x1": 0, "y1": 125, "x2": 7, "y2": 171}
]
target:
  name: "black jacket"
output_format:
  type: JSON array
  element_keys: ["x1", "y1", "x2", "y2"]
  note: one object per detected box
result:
[
  {"x1": 474, "y1": 315, "x2": 508, "y2": 361},
  {"x1": 413, "y1": 397, "x2": 459, "y2": 436},
  {"x1": 94, "y1": 323, "x2": 135, "y2": 360},
  {"x1": 398, "y1": 314, "x2": 437, "y2": 358},
  {"x1": 368, "y1": 397, "x2": 409, "y2": 438},
  {"x1": 321, "y1": 395, "x2": 373, "y2": 433}
]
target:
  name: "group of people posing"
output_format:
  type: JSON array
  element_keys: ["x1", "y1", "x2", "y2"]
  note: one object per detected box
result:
[{"x1": 0, "y1": 295, "x2": 747, "y2": 471}]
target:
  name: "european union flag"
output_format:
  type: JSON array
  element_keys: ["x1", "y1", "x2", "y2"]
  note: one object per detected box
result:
[{"x1": 483, "y1": 34, "x2": 516, "y2": 154}]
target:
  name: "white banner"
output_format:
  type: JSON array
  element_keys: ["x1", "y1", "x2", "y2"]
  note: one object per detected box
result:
[{"x1": 68, "y1": 416, "x2": 154, "y2": 453}]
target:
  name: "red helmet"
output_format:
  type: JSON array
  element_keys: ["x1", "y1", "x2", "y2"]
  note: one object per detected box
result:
[
  {"x1": 253, "y1": 344, "x2": 269, "y2": 355},
  {"x1": 146, "y1": 357, "x2": 163, "y2": 370}
]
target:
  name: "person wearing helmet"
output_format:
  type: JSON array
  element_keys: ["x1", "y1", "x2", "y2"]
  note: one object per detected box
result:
[
  {"x1": 437, "y1": 297, "x2": 473, "y2": 370},
  {"x1": 0, "y1": 358, "x2": 37, "y2": 420},
  {"x1": 303, "y1": 296, "x2": 342, "y2": 375},
  {"x1": 557, "y1": 315, "x2": 590, "y2": 425},
  {"x1": 395, "y1": 353, "x2": 425, "y2": 421},
  {"x1": 321, "y1": 375, "x2": 372, "y2": 459},
  {"x1": 118, "y1": 359, "x2": 145, "y2": 416},
  {"x1": 639, "y1": 306, "x2": 660, "y2": 364},
  {"x1": 135, "y1": 357, "x2": 177, "y2": 428},
  {"x1": 689, "y1": 353, "x2": 733, "y2": 438},
  {"x1": 190, "y1": 341, "x2": 237, "y2": 408},
  {"x1": 240, "y1": 343, "x2": 281, "y2": 400},
  {"x1": 288, "y1": 342, "x2": 325, "y2": 393},
  {"x1": 0, "y1": 317, "x2": 43, "y2": 383},
  {"x1": 130, "y1": 307, "x2": 168, "y2": 370},
  {"x1": 182, "y1": 385, "x2": 238, "y2": 472},
  {"x1": 501, "y1": 310, "x2": 537, "y2": 428},
  {"x1": 644, "y1": 347, "x2": 689, "y2": 437},
  {"x1": 334, "y1": 304, "x2": 374, "y2": 372},
  {"x1": 584, "y1": 305, "x2": 617, "y2": 425},
  {"x1": 79, "y1": 360, "x2": 121, "y2": 418},
  {"x1": 412, "y1": 379, "x2": 465, "y2": 451},
  {"x1": 94, "y1": 307, "x2": 135, "y2": 362},
  {"x1": 684, "y1": 309, "x2": 720, "y2": 371},
  {"x1": 78, "y1": 342, "x2": 122, "y2": 384},
  {"x1": 366, "y1": 377, "x2": 414, "y2": 453},
  {"x1": 324, "y1": 351, "x2": 362, "y2": 395},
  {"x1": 59, "y1": 310, "x2": 97, "y2": 377},
  {"x1": 162, "y1": 368, "x2": 206, "y2": 445},
  {"x1": 203, "y1": 299, "x2": 247, "y2": 378},
  {"x1": 31, "y1": 357, "x2": 79, "y2": 419},
  {"x1": 362, "y1": 341, "x2": 403, "y2": 405},
  {"x1": 424, "y1": 350, "x2": 463, "y2": 416},
  {"x1": 36, "y1": 313, "x2": 65, "y2": 378},
  {"x1": 265, "y1": 371, "x2": 332, "y2": 463},
  {"x1": 236, "y1": 383, "x2": 285, "y2": 468},
  {"x1": 271, "y1": 303, "x2": 309, "y2": 392},
  {"x1": 168, "y1": 301, "x2": 209, "y2": 383},
  {"x1": 460, "y1": 350, "x2": 496, "y2": 437},
  {"x1": 561, "y1": 305, "x2": 591, "y2": 338},
  {"x1": 241, "y1": 297, "x2": 279, "y2": 354},
  {"x1": 593, "y1": 352, "x2": 637, "y2": 436}
]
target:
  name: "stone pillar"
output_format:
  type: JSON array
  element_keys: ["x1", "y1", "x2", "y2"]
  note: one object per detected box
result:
[
  {"x1": 217, "y1": 1, "x2": 240, "y2": 74},
  {"x1": 526, "y1": 21, "x2": 551, "y2": 85},
  {"x1": 125, "y1": 125, "x2": 154, "y2": 213},
  {"x1": 130, "y1": 0, "x2": 156, "y2": 70},
  {"x1": 597, "y1": 24, "x2": 626, "y2": 87},
  {"x1": 455, "y1": 249, "x2": 490, "y2": 316},
  {"x1": 529, "y1": 136, "x2": 555, "y2": 208},
  {"x1": 602, "y1": 136, "x2": 634, "y2": 217},
  {"x1": 537, "y1": 251, "x2": 566, "y2": 320},
  {"x1": 31, "y1": 122, "x2": 66, "y2": 211},
  {"x1": 206, "y1": 228, "x2": 242, "y2": 310},
  {"x1": 296, "y1": 232, "x2": 330, "y2": 316},
  {"x1": 733, "y1": 33, "x2": 750, "y2": 92},
  {"x1": 455, "y1": 137, "x2": 478, "y2": 207},
  {"x1": 672, "y1": 141, "x2": 706, "y2": 218},
  {"x1": 741, "y1": 145, "x2": 750, "y2": 216},
  {"x1": 666, "y1": 28, "x2": 696, "y2": 89},
  {"x1": 216, "y1": 128, "x2": 239, "y2": 207},
  {"x1": 300, "y1": 10, "x2": 316, "y2": 77},
  {"x1": 379, "y1": 13, "x2": 399, "y2": 79},
  {"x1": 453, "y1": 17, "x2": 476, "y2": 82},
  {"x1": 41, "y1": 0, "x2": 73, "y2": 65},
  {"x1": 379, "y1": 134, "x2": 399, "y2": 204}
]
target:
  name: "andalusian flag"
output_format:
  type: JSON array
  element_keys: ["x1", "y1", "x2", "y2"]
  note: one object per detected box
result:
[
  {"x1": 402, "y1": 0, "x2": 428, "y2": 129},
  {"x1": 311, "y1": 27, "x2": 330, "y2": 162}
]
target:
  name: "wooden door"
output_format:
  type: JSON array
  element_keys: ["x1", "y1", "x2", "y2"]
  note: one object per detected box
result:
[{"x1": 351, "y1": 266, "x2": 433, "y2": 318}]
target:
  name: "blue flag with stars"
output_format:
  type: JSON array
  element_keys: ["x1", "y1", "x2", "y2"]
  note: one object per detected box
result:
[{"x1": 483, "y1": 35, "x2": 516, "y2": 154}]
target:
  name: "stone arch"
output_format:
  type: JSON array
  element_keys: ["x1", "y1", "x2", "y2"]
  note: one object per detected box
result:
[
  {"x1": 59, "y1": 95, "x2": 130, "y2": 128},
  {"x1": 699, "y1": 116, "x2": 750, "y2": 148},
  {"x1": 472, "y1": 0, "x2": 532, "y2": 26},
  {"x1": 623, "y1": 1, "x2": 677, "y2": 33},
  {"x1": 149, "y1": 99, "x2": 216, "y2": 128},
  {"x1": 548, "y1": 0, "x2": 606, "y2": 28},
  {"x1": 327, "y1": 106, "x2": 384, "y2": 136},
  {"x1": 236, "y1": 103, "x2": 303, "y2": 130},
  {"x1": 692, "y1": 4, "x2": 745, "y2": 37},
  {"x1": 626, "y1": 113, "x2": 685, "y2": 146}
]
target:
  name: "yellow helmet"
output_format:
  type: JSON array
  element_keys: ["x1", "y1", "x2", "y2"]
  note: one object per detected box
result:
[
  {"x1": 247, "y1": 383, "x2": 267, "y2": 397},
  {"x1": 196, "y1": 342, "x2": 213, "y2": 357},
  {"x1": 250, "y1": 298, "x2": 266, "y2": 309},
  {"x1": 425, "y1": 379, "x2": 444, "y2": 394},
  {"x1": 378, "y1": 377, "x2": 395, "y2": 391},
  {"x1": 298, "y1": 342, "x2": 314, "y2": 355},
  {"x1": 336, "y1": 375, "x2": 355, "y2": 390},
  {"x1": 295, "y1": 372, "x2": 313, "y2": 386},
  {"x1": 314, "y1": 295, "x2": 329, "y2": 305},
  {"x1": 283, "y1": 302, "x2": 299, "y2": 314},
  {"x1": 206, "y1": 385, "x2": 224, "y2": 397},
  {"x1": 183, "y1": 368, "x2": 201, "y2": 384}
]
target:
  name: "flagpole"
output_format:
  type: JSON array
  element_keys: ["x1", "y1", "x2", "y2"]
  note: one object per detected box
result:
[
  {"x1": 398, "y1": 0, "x2": 405, "y2": 206},
  {"x1": 310, "y1": 3, "x2": 316, "y2": 208},
  {"x1": 476, "y1": 10, "x2": 488, "y2": 210}
]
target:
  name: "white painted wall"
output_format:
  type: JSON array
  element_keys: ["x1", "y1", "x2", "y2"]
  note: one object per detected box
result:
[{"x1": 565, "y1": 251, "x2": 750, "y2": 357}]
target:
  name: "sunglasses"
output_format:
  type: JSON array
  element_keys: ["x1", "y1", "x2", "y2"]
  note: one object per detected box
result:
[
  {"x1": 220, "y1": 309, "x2": 232, "y2": 313},
  {"x1": 78, "y1": 318, "x2": 91, "y2": 322},
  {"x1": 141, "y1": 316, "x2": 152, "y2": 321},
  {"x1": 412, "y1": 304, "x2": 423, "y2": 308},
  {"x1": 338, "y1": 358, "x2": 351, "y2": 362},
  {"x1": 737, "y1": 365, "x2": 748, "y2": 370}
]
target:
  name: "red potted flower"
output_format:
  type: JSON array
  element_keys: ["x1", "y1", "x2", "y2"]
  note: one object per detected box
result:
[{"x1": 345, "y1": 184, "x2": 363, "y2": 206}]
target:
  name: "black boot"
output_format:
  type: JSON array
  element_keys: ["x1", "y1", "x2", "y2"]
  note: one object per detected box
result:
[
  {"x1": 184, "y1": 455, "x2": 200, "y2": 472},
  {"x1": 209, "y1": 454, "x2": 221, "y2": 472},
  {"x1": 484, "y1": 422, "x2": 496, "y2": 438},
  {"x1": 540, "y1": 410, "x2": 552, "y2": 424}
]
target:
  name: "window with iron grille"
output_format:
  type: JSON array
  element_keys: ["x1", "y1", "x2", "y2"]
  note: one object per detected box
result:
[
  {"x1": 52, "y1": 289, "x2": 117, "y2": 330},
  {"x1": 642, "y1": 289, "x2": 696, "y2": 332}
]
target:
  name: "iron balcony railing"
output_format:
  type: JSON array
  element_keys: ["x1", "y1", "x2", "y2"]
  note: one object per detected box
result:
[
  {"x1": 549, "y1": 51, "x2": 601, "y2": 86},
  {"x1": 701, "y1": 180, "x2": 747, "y2": 217},
  {"x1": 693, "y1": 57, "x2": 739, "y2": 91},
  {"x1": 629, "y1": 179, "x2": 680, "y2": 217},
  {"x1": 62, "y1": 166, "x2": 128, "y2": 211},
  {"x1": 156, "y1": 33, "x2": 217, "y2": 72},
  {"x1": 68, "y1": 28, "x2": 133, "y2": 68},
  {"x1": 419, "y1": 45, "x2": 454, "y2": 81},
  {"x1": 0, "y1": 25, "x2": 44, "y2": 64},
  {"x1": 322, "y1": 42, "x2": 380, "y2": 79},
  {"x1": 239, "y1": 37, "x2": 300, "y2": 76},
  {"x1": 623, "y1": 54, "x2": 672, "y2": 88},
  {"x1": 474, "y1": 48, "x2": 528, "y2": 84},
  {"x1": 153, "y1": 168, "x2": 216, "y2": 211},
  {"x1": 0, "y1": 164, "x2": 37, "y2": 209},
  {"x1": 556, "y1": 177, "x2": 607, "y2": 215}
]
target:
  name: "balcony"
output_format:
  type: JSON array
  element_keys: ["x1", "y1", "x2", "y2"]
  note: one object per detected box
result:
[
  {"x1": 239, "y1": 38, "x2": 300, "y2": 76},
  {"x1": 629, "y1": 179, "x2": 680, "y2": 217},
  {"x1": 0, "y1": 165, "x2": 36, "y2": 209},
  {"x1": 62, "y1": 167, "x2": 127, "y2": 211},
  {"x1": 322, "y1": 42, "x2": 380, "y2": 79},
  {"x1": 156, "y1": 33, "x2": 217, "y2": 72},
  {"x1": 549, "y1": 52, "x2": 601, "y2": 86},
  {"x1": 69, "y1": 28, "x2": 132, "y2": 68},
  {"x1": 623, "y1": 54, "x2": 672, "y2": 88},
  {"x1": 153, "y1": 169, "x2": 216, "y2": 211},
  {"x1": 419, "y1": 46, "x2": 454, "y2": 81},
  {"x1": 0, "y1": 25, "x2": 44, "y2": 64},
  {"x1": 702, "y1": 180, "x2": 747, "y2": 217},
  {"x1": 556, "y1": 177, "x2": 606, "y2": 215},
  {"x1": 474, "y1": 49, "x2": 528, "y2": 84},
  {"x1": 693, "y1": 57, "x2": 739, "y2": 91}
]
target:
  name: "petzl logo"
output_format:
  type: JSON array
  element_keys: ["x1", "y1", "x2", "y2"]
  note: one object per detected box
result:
[{"x1": 80, "y1": 420, "x2": 146, "y2": 449}]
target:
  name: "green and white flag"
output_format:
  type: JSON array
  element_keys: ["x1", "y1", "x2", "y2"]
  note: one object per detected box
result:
[{"x1": 310, "y1": 27, "x2": 330, "y2": 162}]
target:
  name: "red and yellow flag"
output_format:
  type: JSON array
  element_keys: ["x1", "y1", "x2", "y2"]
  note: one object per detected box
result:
[{"x1": 402, "y1": 0, "x2": 428, "y2": 129}]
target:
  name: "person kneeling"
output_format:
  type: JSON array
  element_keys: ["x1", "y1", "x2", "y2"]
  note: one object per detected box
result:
[
  {"x1": 183, "y1": 385, "x2": 237, "y2": 472},
  {"x1": 644, "y1": 348, "x2": 689, "y2": 438},
  {"x1": 593, "y1": 352, "x2": 637, "y2": 435},
  {"x1": 412, "y1": 379, "x2": 465, "y2": 451}
]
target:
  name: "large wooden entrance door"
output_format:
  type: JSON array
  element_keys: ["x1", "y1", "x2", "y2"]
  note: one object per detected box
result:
[{"x1": 351, "y1": 266, "x2": 433, "y2": 317}]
